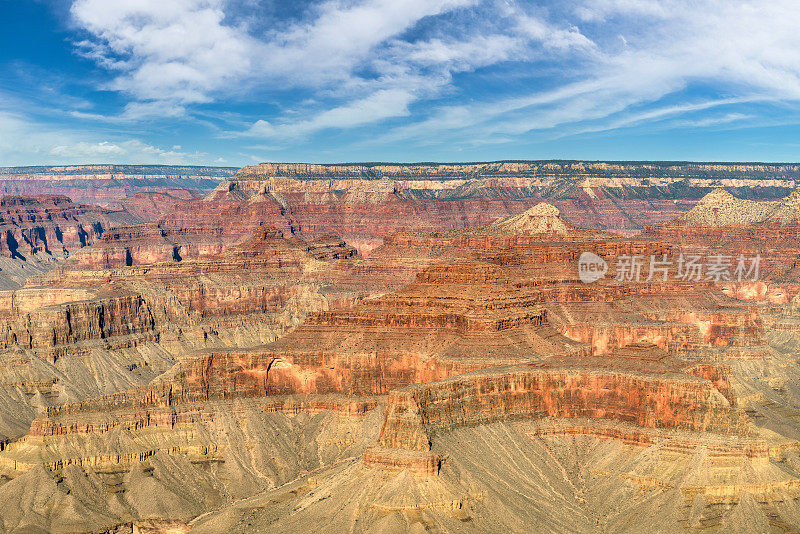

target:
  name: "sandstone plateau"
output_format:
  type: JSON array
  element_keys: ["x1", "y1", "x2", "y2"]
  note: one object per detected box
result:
[{"x1": 0, "y1": 171, "x2": 799, "y2": 532}]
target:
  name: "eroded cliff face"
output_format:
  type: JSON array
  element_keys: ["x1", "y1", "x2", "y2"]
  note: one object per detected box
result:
[
  {"x1": 377, "y1": 345, "x2": 745, "y2": 452},
  {"x1": 74, "y1": 161, "x2": 796, "y2": 263},
  {"x1": 641, "y1": 190, "x2": 800, "y2": 354},
  {"x1": 0, "y1": 224, "x2": 360, "y2": 455},
  {"x1": 108, "y1": 188, "x2": 203, "y2": 220},
  {"x1": 234, "y1": 161, "x2": 800, "y2": 188},
  {"x1": 0, "y1": 399, "x2": 385, "y2": 533},
  {"x1": 0, "y1": 294, "x2": 156, "y2": 354},
  {"x1": 0, "y1": 195, "x2": 139, "y2": 289}
]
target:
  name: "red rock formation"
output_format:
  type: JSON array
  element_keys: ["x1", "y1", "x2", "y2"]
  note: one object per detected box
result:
[
  {"x1": 65, "y1": 223, "x2": 225, "y2": 268},
  {"x1": 108, "y1": 189, "x2": 202, "y2": 221},
  {"x1": 4, "y1": 169, "x2": 800, "y2": 532},
  {"x1": 11, "y1": 227, "x2": 359, "y2": 356},
  {"x1": 341, "y1": 204, "x2": 768, "y2": 360},
  {"x1": 0, "y1": 223, "x2": 362, "y2": 448},
  {"x1": 526, "y1": 418, "x2": 769, "y2": 460},
  {"x1": 77, "y1": 162, "x2": 792, "y2": 261},
  {"x1": 642, "y1": 188, "x2": 800, "y2": 300},
  {"x1": 372, "y1": 343, "x2": 748, "y2": 469},
  {"x1": 0, "y1": 294, "x2": 156, "y2": 354},
  {"x1": 0, "y1": 195, "x2": 136, "y2": 258},
  {"x1": 26, "y1": 394, "x2": 379, "y2": 440},
  {"x1": 208, "y1": 161, "x2": 800, "y2": 239}
]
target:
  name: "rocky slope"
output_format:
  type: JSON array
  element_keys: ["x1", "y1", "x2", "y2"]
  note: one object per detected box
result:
[
  {"x1": 642, "y1": 188, "x2": 800, "y2": 285},
  {"x1": 73, "y1": 160, "x2": 797, "y2": 261},
  {"x1": 107, "y1": 188, "x2": 203, "y2": 220},
  {"x1": 0, "y1": 225, "x2": 359, "y2": 450}
]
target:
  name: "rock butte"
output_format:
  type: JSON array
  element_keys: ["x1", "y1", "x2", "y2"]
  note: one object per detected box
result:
[{"x1": 0, "y1": 184, "x2": 799, "y2": 531}]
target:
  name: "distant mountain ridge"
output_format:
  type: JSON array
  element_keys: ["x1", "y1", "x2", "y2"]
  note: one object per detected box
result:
[
  {"x1": 0, "y1": 164, "x2": 238, "y2": 175},
  {"x1": 0, "y1": 164, "x2": 237, "y2": 205},
  {"x1": 5, "y1": 160, "x2": 800, "y2": 236},
  {"x1": 198, "y1": 160, "x2": 800, "y2": 238}
]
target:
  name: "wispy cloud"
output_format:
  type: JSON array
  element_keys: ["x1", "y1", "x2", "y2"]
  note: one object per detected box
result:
[
  {"x1": 68, "y1": 0, "x2": 592, "y2": 138},
  {"x1": 246, "y1": 88, "x2": 417, "y2": 139},
  {"x1": 6, "y1": 0, "x2": 800, "y2": 164},
  {"x1": 369, "y1": 0, "x2": 800, "y2": 146},
  {"x1": 671, "y1": 112, "x2": 753, "y2": 129},
  {"x1": 238, "y1": 1, "x2": 594, "y2": 140}
]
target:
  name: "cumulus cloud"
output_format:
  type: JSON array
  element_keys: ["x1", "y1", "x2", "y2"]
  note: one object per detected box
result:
[
  {"x1": 69, "y1": 0, "x2": 586, "y2": 137},
  {"x1": 69, "y1": 0, "x2": 477, "y2": 116},
  {"x1": 71, "y1": 0, "x2": 258, "y2": 115}
]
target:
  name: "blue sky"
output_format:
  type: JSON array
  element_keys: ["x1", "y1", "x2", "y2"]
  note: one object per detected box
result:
[{"x1": 2, "y1": 0, "x2": 800, "y2": 166}]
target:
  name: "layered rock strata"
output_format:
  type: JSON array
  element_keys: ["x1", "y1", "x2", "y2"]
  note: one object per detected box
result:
[
  {"x1": 0, "y1": 191, "x2": 798, "y2": 531},
  {"x1": 213, "y1": 161, "x2": 800, "y2": 239},
  {"x1": 0, "y1": 225, "x2": 360, "y2": 451},
  {"x1": 0, "y1": 195, "x2": 139, "y2": 288},
  {"x1": 368, "y1": 343, "x2": 749, "y2": 474}
]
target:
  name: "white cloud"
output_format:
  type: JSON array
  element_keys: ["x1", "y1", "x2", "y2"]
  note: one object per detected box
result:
[
  {"x1": 0, "y1": 110, "x2": 201, "y2": 165},
  {"x1": 70, "y1": 0, "x2": 586, "y2": 137},
  {"x1": 69, "y1": 0, "x2": 477, "y2": 113},
  {"x1": 259, "y1": 0, "x2": 479, "y2": 85},
  {"x1": 48, "y1": 140, "x2": 198, "y2": 163},
  {"x1": 671, "y1": 112, "x2": 753, "y2": 129},
  {"x1": 71, "y1": 0, "x2": 257, "y2": 112},
  {"x1": 248, "y1": 88, "x2": 416, "y2": 138},
  {"x1": 238, "y1": 1, "x2": 593, "y2": 139},
  {"x1": 49, "y1": 141, "x2": 126, "y2": 158}
]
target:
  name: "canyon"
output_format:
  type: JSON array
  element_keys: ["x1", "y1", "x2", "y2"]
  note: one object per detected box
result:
[
  {"x1": 0, "y1": 166, "x2": 799, "y2": 532},
  {"x1": 1, "y1": 160, "x2": 792, "y2": 254},
  {"x1": 1, "y1": 161, "x2": 797, "y2": 289}
]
